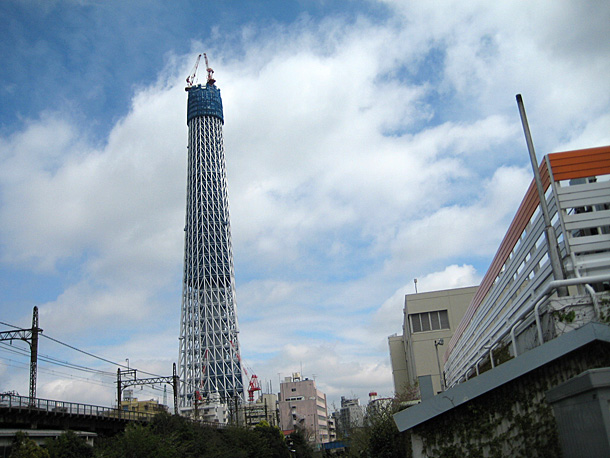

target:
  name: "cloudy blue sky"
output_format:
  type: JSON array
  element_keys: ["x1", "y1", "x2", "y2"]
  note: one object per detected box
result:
[{"x1": 1, "y1": 0, "x2": 609, "y2": 409}]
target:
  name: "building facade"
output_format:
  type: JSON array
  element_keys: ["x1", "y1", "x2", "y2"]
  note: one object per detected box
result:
[
  {"x1": 120, "y1": 390, "x2": 168, "y2": 419},
  {"x1": 241, "y1": 393, "x2": 279, "y2": 428},
  {"x1": 278, "y1": 373, "x2": 330, "y2": 444},
  {"x1": 389, "y1": 286, "x2": 477, "y2": 395},
  {"x1": 178, "y1": 65, "x2": 244, "y2": 415},
  {"x1": 336, "y1": 396, "x2": 363, "y2": 437}
]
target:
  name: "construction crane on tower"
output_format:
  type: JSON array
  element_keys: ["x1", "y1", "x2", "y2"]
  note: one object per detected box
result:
[
  {"x1": 204, "y1": 53, "x2": 215, "y2": 85},
  {"x1": 185, "y1": 53, "x2": 201, "y2": 88},
  {"x1": 185, "y1": 53, "x2": 216, "y2": 89}
]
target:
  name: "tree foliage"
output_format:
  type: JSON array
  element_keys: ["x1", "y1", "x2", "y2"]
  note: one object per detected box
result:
[
  {"x1": 6, "y1": 414, "x2": 308, "y2": 458},
  {"x1": 94, "y1": 413, "x2": 292, "y2": 458},
  {"x1": 287, "y1": 428, "x2": 313, "y2": 458},
  {"x1": 45, "y1": 430, "x2": 94, "y2": 458},
  {"x1": 346, "y1": 399, "x2": 410, "y2": 458},
  {"x1": 9, "y1": 432, "x2": 50, "y2": 458}
]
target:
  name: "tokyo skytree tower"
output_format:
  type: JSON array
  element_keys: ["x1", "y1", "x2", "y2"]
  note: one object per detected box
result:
[{"x1": 178, "y1": 55, "x2": 244, "y2": 410}]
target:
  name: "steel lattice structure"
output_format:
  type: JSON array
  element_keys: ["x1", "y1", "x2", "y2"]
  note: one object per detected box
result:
[{"x1": 178, "y1": 80, "x2": 244, "y2": 410}]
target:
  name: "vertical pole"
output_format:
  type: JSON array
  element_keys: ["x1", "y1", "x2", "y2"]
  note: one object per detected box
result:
[
  {"x1": 117, "y1": 368, "x2": 122, "y2": 419},
  {"x1": 516, "y1": 94, "x2": 568, "y2": 296},
  {"x1": 434, "y1": 339, "x2": 445, "y2": 392},
  {"x1": 235, "y1": 395, "x2": 239, "y2": 426},
  {"x1": 173, "y1": 363, "x2": 179, "y2": 415},
  {"x1": 29, "y1": 307, "x2": 39, "y2": 406}
]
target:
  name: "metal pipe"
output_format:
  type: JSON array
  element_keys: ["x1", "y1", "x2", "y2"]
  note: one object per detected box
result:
[
  {"x1": 511, "y1": 320, "x2": 521, "y2": 357},
  {"x1": 489, "y1": 343, "x2": 498, "y2": 369},
  {"x1": 570, "y1": 252, "x2": 601, "y2": 318},
  {"x1": 534, "y1": 298, "x2": 546, "y2": 344},
  {"x1": 516, "y1": 94, "x2": 568, "y2": 296}
]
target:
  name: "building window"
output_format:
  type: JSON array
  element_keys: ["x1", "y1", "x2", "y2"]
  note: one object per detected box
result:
[{"x1": 409, "y1": 310, "x2": 449, "y2": 333}]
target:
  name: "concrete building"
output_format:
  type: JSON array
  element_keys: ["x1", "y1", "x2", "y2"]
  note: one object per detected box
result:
[
  {"x1": 327, "y1": 415, "x2": 337, "y2": 442},
  {"x1": 336, "y1": 396, "x2": 363, "y2": 437},
  {"x1": 196, "y1": 392, "x2": 228, "y2": 424},
  {"x1": 120, "y1": 390, "x2": 168, "y2": 418},
  {"x1": 241, "y1": 393, "x2": 279, "y2": 427},
  {"x1": 278, "y1": 373, "x2": 330, "y2": 444},
  {"x1": 389, "y1": 286, "x2": 478, "y2": 396},
  {"x1": 393, "y1": 145, "x2": 610, "y2": 457}
]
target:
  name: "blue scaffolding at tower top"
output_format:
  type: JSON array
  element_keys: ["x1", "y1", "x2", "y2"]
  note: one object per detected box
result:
[{"x1": 186, "y1": 83, "x2": 224, "y2": 124}]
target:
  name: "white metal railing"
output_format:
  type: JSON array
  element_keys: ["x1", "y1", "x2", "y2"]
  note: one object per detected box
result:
[{"x1": 445, "y1": 176, "x2": 610, "y2": 387}]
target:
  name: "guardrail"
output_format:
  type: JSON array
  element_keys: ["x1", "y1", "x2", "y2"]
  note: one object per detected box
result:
[
  {"x1": 0, "y1": 393, "x2": 155, "y2": 422},
  {"x1": 0, "y1": 393, "x2": 232, "y2": 429}
]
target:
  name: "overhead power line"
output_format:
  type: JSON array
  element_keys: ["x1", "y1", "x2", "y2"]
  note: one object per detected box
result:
[
  {"x1": 1, "y1": 318, "x2": 166, "y2": 379},
  {"x1": 41, "y1": 334, "x2": 164, "y2": 377},
  {"x1": 0, "y1": 342, "x2": 115, "y2": 377}
]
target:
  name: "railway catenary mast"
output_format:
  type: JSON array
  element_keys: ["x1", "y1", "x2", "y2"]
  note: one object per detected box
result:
[{"x1": 179, "y1": 54, "x2": 244, "y2": 413}]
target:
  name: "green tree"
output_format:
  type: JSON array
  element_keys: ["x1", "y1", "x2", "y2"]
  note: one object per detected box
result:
[
  {"x1": 365, "y1": 402, "x2": 408, "y2": 458},
  {"x1": 288, "y1": 428, "x2": 313, "y2": 458},
  {"x1": 346, "y1": 400, "x2": 410, "y2": 458},
  {"x1": 253, "y1": 422, "x2": 290, "y2": 458},
  {"x1": 45, "y1": 430, "x2": 93, "y2": 458},
  {"x1": 95, "y1": 423, "x2": 177, "y2": 458},
  {"x1": 9, "y1": 432, "x2": 50, "y2": 458}
]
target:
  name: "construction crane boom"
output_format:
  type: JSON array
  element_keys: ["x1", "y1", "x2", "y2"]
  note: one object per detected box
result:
[
  {"x1": 204, "y1": 53, "x2": 216, "y2": 85},
  {"x1": 186, "y1": 53, "x2": 202, "y2": 88}
]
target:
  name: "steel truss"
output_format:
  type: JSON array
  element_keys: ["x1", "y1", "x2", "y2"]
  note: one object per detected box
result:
[{"x1": 178, "y1": 86, "x2": 244, "y2": 410}]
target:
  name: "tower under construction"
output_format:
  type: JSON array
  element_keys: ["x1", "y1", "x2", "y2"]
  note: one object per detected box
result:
[{"x1": 178, "y1": 55, "x2": 244, "y2": 413}]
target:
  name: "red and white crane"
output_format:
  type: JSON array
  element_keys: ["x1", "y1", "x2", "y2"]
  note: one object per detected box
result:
[
  {"x1": 186, "y1": 53, "x2": 216, "y2": 88},
  {"x1": 186, "y1": 53, "x2": 202, "y2": 88},
  {"x1": 247, "y1": 374, "x2": 262, "y2": 402}
]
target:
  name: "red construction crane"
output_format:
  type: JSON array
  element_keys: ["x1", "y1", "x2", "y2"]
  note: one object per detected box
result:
[
  {"x1": 247, "y1": 374, "x2": 262, "y2": 402},
  {"x1": 186, "y1": 53, "x2": 202, "y2": 88}
]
